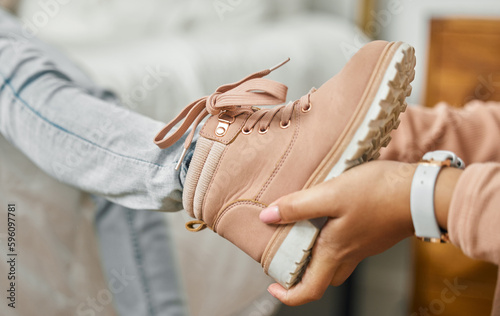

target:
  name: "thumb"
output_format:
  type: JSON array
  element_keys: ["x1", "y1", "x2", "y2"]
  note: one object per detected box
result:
[{"x1": 259, "y1": 180, "x2": 338, "y2": 224}]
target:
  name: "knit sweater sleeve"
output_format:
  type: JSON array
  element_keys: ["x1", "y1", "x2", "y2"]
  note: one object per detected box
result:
[
  {"x1": 380, "y1": 101, "x2": 500, "y2": 315},
  {"x1": 380, "y1": 101, "x2": 500, "y2": 164},
  {"x1": 448, "y1": 163, "x2": 500, "y2": 316}
]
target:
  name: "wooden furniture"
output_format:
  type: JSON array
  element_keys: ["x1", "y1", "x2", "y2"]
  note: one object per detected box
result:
[
  {"x1": 0, "y1": 0, "x2": 19, "y2": 13},
  {"x1": 358, "y1": 0, "x2": 376, "y2": 37},
  {"x1": 413, "y1": 17, "x2": 500, "y2": 316},
  {"x1": 425, "y1": 18, "x2": 500, "y2": 107}
]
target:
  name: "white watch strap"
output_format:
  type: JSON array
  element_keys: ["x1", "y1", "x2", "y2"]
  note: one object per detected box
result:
[
  {"x1": 410, "y1": 150, "x2": 465, "y2": 240},
  {"x1": 410, "y1": 163, "x2": 442, "y2": 239}
]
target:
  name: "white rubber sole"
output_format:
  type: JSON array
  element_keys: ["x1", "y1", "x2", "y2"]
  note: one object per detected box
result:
[{"x1": 268, "y1": 42, "x2": 416, "y2": 289}]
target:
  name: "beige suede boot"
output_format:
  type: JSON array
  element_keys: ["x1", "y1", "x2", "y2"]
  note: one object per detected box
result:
[{"x1": 155, "y1": 41, "x2": 416, "y2": 288}]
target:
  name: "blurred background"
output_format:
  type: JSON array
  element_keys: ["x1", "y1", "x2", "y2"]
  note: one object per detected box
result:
[{"x1": 1, "y1": 0, "x2": 500, "y2": 315}]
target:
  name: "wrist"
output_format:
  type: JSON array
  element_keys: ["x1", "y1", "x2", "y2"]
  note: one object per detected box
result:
[
  {"x1": 434, "y1": 167, "x2": 463, "y2": 231},
  {"x1": 399, "y1": 163, "x2": 419, "y2": 238}
]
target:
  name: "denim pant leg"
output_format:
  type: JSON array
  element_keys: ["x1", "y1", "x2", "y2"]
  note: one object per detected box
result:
[
  {"x1": 0, "y1": 8, "x2": 190, "y2": 316},
  {"x1": 0, "y1": 8, "x2": 193, "y2": 212},
  {"x1": 95, "y1": 198, "x2": 188, "y2": 316}
]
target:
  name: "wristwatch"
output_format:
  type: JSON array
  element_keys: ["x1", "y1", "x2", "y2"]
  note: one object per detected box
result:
[{"x1": 410, "y1": 150, "x2": 465, "y2": 243}]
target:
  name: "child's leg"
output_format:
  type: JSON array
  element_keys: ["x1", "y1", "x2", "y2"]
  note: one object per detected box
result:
[{"x1": 0, "y1": 9, "x2": 193, "y2": 211}]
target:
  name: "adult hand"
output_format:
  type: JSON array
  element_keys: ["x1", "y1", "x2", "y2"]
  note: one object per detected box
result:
[{"x1": 259, "y1": 160, "x2": 418, "y2": 305}]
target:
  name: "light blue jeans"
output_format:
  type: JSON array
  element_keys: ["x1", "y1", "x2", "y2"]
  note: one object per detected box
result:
[
  {"x1": 0, "y1": 9, "x2": 191, "y2": 316},
  {"x1": 0, "y1": 10, "x2": 194, "y2": 212}
]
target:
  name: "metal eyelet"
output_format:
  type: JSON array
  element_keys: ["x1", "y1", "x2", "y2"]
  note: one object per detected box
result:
[
  {"x1": 258, "y1": 127, "x2": 269, "y2": 134},
  {"x1": 215, "y1": 111, "x2": 236, "y2": 137},
  {"x1": 242, "y1": 128, "x2": 253, "y2": 135},
  {"x1": 301, "y1": 95, "x2": 312, "y2": 113},
  {"x1": 215, "y1": 122, "x2": 228, "y2": 137},
  {"x1": 280, "y1": 120, "x2": 291, "y2": 129},
  {"x1": 301, "y1": 103, "x2": 312, "y2": 113}
]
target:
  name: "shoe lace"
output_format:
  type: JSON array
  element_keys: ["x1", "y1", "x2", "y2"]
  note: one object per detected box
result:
[{"x1": 154, "y1": 58, "x2": 311, "y2": 169}]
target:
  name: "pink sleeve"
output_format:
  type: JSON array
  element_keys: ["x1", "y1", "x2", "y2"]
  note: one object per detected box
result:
[
  {"x1": 449, "y1": 163, "x2": 500, "y2": 315},
  {"x1": 380, "y1": 101, "x2": 500, "y2": 314},
  {"x1": 380, "y1": 101, "x2": 500, "y2": 164}
]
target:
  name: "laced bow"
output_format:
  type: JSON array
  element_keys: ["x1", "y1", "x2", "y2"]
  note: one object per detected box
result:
[{"x1": 154, "y1": 58, "x2": 302, "y2": 169}]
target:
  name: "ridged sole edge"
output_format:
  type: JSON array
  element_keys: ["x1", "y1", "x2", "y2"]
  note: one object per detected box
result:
[{"x1": 268, "y1": 42, "x2": 416, "y2": 289}]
